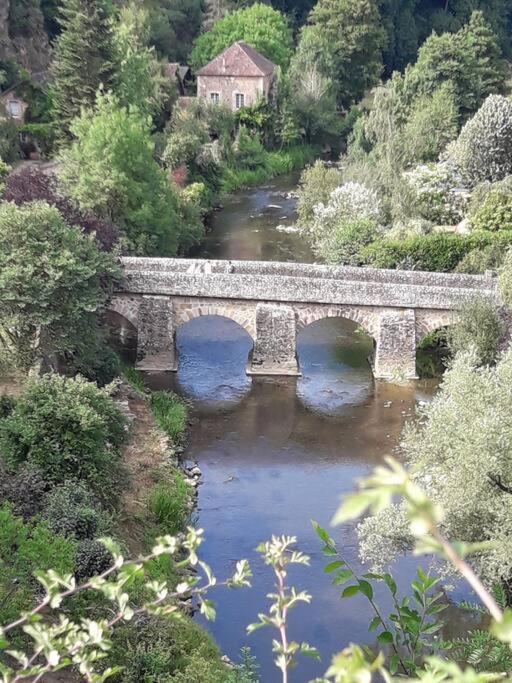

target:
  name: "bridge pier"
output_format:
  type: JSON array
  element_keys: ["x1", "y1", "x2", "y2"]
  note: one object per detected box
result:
[
  {"x1": 248, "y1": 303, "x2": 300, "y2": 376},
  {"x1": 136, "y1": 295, "x2": 177, "y2": 372},
  {"x1": 374, "y1": 309, "x2": 417, "y2": 380}
]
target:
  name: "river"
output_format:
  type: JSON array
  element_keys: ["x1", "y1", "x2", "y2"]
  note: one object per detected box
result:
[{"x1": 140, "y1": 174, "x2": 468, "y2": 681}]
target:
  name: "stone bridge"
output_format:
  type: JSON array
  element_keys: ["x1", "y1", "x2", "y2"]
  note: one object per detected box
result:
[{"x1": 109, "y1": 257, "x2": 498, "y2": 380}]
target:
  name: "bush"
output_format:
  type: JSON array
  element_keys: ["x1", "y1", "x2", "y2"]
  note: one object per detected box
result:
[
  {"x1": 107, "y1": 616, "x2": 228, "y2": 682},
  {"x1": 0, "y1": 375, "x2": 127, "y2": 505},
  {"x1": 43, "y1": 481, "x2": 112, "y2": 540},
  {"x1": 448, "y1": 298, "x2": 504, "y2": 366},
  {"x1": 498, "y1": 248, "x2": 512, "y2": 308},
  {"x1": 0, "y1": 461, "x2": 48, "y2": 519},
  {"x1": 74, "y1": 539, "x2": 113, "y2": 582},
  {"x1": 0, "y1": 505, "x2": 75, "y2": 627},
  {"x1": 448, "y1": 94, "x2": 512, "y2": 187},
  {"x1": 149, "y1": 473, "x2": 189, "y2": 535},
  {"x1": 361, "y1": 230, "x2": 512, "y2": 272},
  {"x1": 0, "y1": 116, "x2": 21, "y2": 162},
  {"x1": 20, "y1": 122, "x2": 56, "y2": 158},
  {"x1": 470, "y1": 189, "x2": 512, "y2": 232},
  {"x1": 404, "y1": 162, "x2": 468, "y2": 225},
  {"x1": 317, "y1": 217, "x2": 379, "y2": 265},
  {"x1": 149, "y1": 391, "x2": 187, "y2": 446},
  {"x1": 454, "y1": 244, "x2": 504, "y2": 274},
  {"x1": 297, "y1": 160, "x2": 342, "y2": 229}
]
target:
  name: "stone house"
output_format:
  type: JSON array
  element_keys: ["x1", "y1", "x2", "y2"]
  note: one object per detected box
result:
[
  {"x1": 196, "y1": 41, "x2": 276, "y2": 112},
  {"x1": 0, "y1": 85, "x2": 28, "y2": 123}
]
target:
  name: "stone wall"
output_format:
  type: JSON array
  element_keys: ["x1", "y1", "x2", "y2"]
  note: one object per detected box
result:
[{"x1": 197, "y1": 75, "x2": 272, "y2": 110}]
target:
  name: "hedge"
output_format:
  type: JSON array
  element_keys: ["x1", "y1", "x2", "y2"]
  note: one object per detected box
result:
[{"x1": 360, "y1": 231, "x2": 512, "y2": 272}]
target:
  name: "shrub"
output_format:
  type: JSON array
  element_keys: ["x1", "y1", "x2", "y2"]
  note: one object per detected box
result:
[
  {"x1": 498, "y1": 248, "x2": 512, "y2": 308},
  {"x1": 404, "y1": 162, "x2": 469, "y2": 224},
  {"x1": 448, "y1": 298, "x2": 504, "y2": 366},
  {"x1": 297, "y1": 160, "x2": 342, "y2": 229},
  {"x1": 470, "y1": 189, "x2": 512, "y2": 232},
  {"x1": 43, "y1": 481, "x2": 112, "y2": 540},
  {"x1": 3, "y1": 167, "x2": 119, "y2": 251},
  {"x1": 0, "y1": 505, "x2": 75, "y2": 627},
  {"x1": 362, "y1": 230, "x2": 512, "y2": 272},
  {"x1": 454, "y1": 244, "x2": 504, "y2": 274},
  {"x1": 108, "y1": 616, "x2": 228, "y2": 682},
  {"x1": 149, "y1": 391, "x2": 187, "y2": 445},
  {"x1": 149, "y1": 473, "x2": 189, "y2": 535},
  {"x1": 317, "y1": 218, "x2": 379, "y2": 265},
  {"x1": 74, "y1": 539, "x2": 113, "y2": 582},
  {"x1": 448, "y1": 95, "x2": 512, "y2": 187},
  {"x1": 0, "y1": 462, "x2": 48, "y2": 519},
  {"x1": 0, "y1": 375, "x2": 127, "y2": 505},
  {"x1": 0, "y1": 116, "x2": 21, "y2": 162}
]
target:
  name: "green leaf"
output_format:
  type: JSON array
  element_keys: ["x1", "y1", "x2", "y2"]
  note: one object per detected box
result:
[
  {"x1": 369, "y1": 616, "x2": 381, "y2": 632},
  {"x1": 332, "y1": 493, "x2": 373, "y2": 524},
  {"x1": 332, "y1": 569, "x2": 353, "y2": 585},
  {"x1": 358, "y1": 580, "x2": 374, "y2": 601},
  {"x1": 383, "y1": 573, "x2": 397, "y2": 596},
  {"x1": 389, "y1": 654, "x2": 399, "y2": 675},
  {"x1": 377, "y1": 631, "x2": 394, "y2": 645},
  {"x1": 324, "y1": 561, "x2": 345, "y2": 573},
  {"x1": 341, "y1": 585, "x2": 360, "y2": 598},
  {"x1": 312, "y1": 521, "x2": 331, "y2": 544}
]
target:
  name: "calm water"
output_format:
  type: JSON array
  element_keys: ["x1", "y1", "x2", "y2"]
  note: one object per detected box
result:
[{"x1": 134, "y1": 176, "x2": 469, "y2": 681}]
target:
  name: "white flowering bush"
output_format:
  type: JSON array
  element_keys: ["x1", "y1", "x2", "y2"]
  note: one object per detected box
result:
[
  {"x1": 404, "y1": 162, "x2": 469, "y2": 224},
  {"x1": 311, "y1": 181, "x2": 382, "y2": 243},
  {"x1": 357, "y1": 348, "x2": 512, "y2": 587},
  {"x1": 448, "y1": 94, "x2": 512, "y2": 188}
]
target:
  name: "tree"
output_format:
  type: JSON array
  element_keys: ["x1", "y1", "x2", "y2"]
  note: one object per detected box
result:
[
  {"x1": 190, "y1": 3, "x2": 294, "y2": 70},
  {"x1": 112, "y1": 4, "x2": 169, "y2": 120},
  {"x1": 448, "y1": 298, "x2": 504, "y2": 366},
  {"x1": 448, "y1": 95, "x2": 512, "y2": 188},
  {"x1": 58, "y1": 94, "x2": 203, "y2": 255},
  {"x1": 403, "y1": 11, "x2": 506, "y2": 120},
  {"x1": 0, "y1": 201, "x2": 118, "y2": 371},
  {"x1": 357, "y1": 348, "x2": 512, "y2": 588},
  {"x1": 303, "y1": 0, "x2": 384, "y2": 108},
  {"x1": 148, "y1": 0, "x2": 202, "y2": 62},
  {"x1": 51, "y1": 0, "x2": 115, "y2": 136}
]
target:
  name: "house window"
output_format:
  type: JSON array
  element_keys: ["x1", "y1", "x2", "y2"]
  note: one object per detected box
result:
[
  {"x1": 6, "y1": 100, "x2": 21, "y2": 117},
  {"x1": 235, "y1": 93, "x2": 245, "y2": 109},
  {"x1": 210, "y1": 92, "x2": 220, "y2": 104}
]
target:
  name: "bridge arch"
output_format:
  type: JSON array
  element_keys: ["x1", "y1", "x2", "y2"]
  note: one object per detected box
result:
[
  {"x1": 415, "y1": 310, "x2": 458, "y2": 346},
  {"x1": 173, "y1": 300, "x2": 257, "y2": 341},
  {"x1": 295, "y1": 306, "x2": 379, "y2": 341},
  {"x1": 107, "y1": 296, "x2": 140, "y2": 329}
]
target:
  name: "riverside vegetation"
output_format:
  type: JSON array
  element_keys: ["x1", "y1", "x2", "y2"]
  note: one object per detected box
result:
[{"x1": 3, "y1": 0, "x2": 512, "y2": 680}]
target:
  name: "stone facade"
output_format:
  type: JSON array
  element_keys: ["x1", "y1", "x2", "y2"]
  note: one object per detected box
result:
[
  {"x1": 109, "y1": 257, "x2": 498, "y2": 380},
  {"x1": 196, "y1": 42, "x2": 276, "y2": 112}
]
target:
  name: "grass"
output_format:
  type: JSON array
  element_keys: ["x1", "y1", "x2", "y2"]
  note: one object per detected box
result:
[
  {"x1": 121, "y1": 363, "x2": 147, "y2": 394},
  {"x1": 149, "y1": 472, "x2": 189, "y2": 535},
  {"x1": 219, "y1": 143, "x2": 320, "y2": 194},
  {"x1": 149, "y1": 390, "x2": 188, "y2": 446}
]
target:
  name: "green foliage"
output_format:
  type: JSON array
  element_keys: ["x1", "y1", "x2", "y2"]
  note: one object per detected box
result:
[
  {"x1": 361, "y1": 230, "x2": 512, "y2": 272},
  {"x1": 108, "y1": 615, "x2": 229, "y2": 682},
  {"x1": 314, "y1": 521, "x2": 446, "y2": 676},
  {"x1": 74, "y1": 537, "x2": 113, "y2": 581},
  {"x1": 303, "y1": 0, "x2": 384, "y2": 108},
  {"x1": 0, "y1": 374, "x2": 126, "y2": 504},
  {"x1": 296, "y1": 161, "x2": 340, "y2": 228},
  {"x1": 448, "y1": 95, "x2": 512, "y2": 188},
  {"x1": 0, "y1": 115, "x2": 21, "y2": 162},
  {"x1": 0, "y1": 200, "x2": 118, "y2": 370},
  {"x1": 448, "y1": 298, "x2": 504, "y2": 366},
  {"x1": 121, "y1": 363, "x2": 147, "y2": 394},
  {"x1": 454, "y1": 243, "x2": 504, "y2": 274},
  {"x1": 357, "y1": 349, "x2": 512, "y2": 588},
  {"x1": 191, "y1": 3, "x2": 293, "y2": 70},
  {"x1": 498, "y1": 248, "x2": 512, "y2": 308},
  {"x1": 318, "y1": 217, "x2": 379, "y2": 265},
  {"x1": 149, "y1": 473, "x2": 190, "y2": 535},
  {"x1": 112, "y1": 4, "x2": 170, "y2": 120},
  {"x1": 59, "y1": 94, "x2": 201, "y2": 255},
  {"x1": 51, "y1": 0, "x2": 115, "y2": 136},
  {"x1": 147, "y1": 0, "x2": 202, "y2": 63},
  {"x1": 0, "y1": 504, "x2": 75, "y2": 627},
  {"x1": 149, "y1": 390, "x2": 187, "y2": 445},
  {"x1": 0, "y1": 156, "x2": 10, "y2": 195},
  {"x1": 42, "y1": 480, "x2": 113, "y2": 540},
  {"x1": 470, "y1": 189, "x2": 512, "y2": 232},
  {"x1": 20, "y1": 122, "x2": 56, "y2": 158}
]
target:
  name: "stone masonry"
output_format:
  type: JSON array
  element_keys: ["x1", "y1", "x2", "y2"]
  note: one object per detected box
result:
[{"x1": 109, "y1": 258, "x2": 498, "y2": 380}]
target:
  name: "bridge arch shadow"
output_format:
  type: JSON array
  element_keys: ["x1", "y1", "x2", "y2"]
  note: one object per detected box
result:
[
  {"x1": 103, "y1": 309, "x2": 138, "y2": 363},
  {"x1": 173, "y1": 314, "x2": 253, "y2": 407},
  {"x1": 295, "y1": 315, "x2": 375, "y2": 415}
]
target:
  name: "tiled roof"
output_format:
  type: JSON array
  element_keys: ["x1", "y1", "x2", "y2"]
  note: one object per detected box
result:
[{"x1": 197, "y1": 41, "x2": 276, "y2": 77}]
